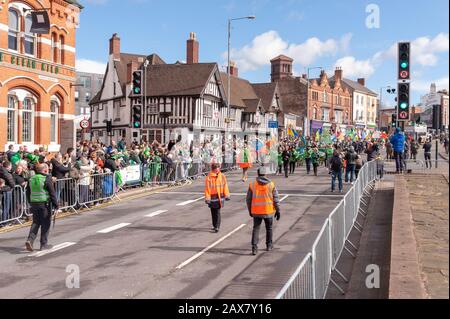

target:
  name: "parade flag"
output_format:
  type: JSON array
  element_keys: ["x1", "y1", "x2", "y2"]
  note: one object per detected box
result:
[{"x1": 287, "y1": 127, "x2": 294, "y2": 137}]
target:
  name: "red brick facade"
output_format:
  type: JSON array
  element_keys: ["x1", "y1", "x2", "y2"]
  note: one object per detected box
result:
[
  {"x1": 0, "y1": 0, "x2": 81, "y2": 152},
  {"x1": 308, "y1": 68, "x2": 352, "y2": 125}
]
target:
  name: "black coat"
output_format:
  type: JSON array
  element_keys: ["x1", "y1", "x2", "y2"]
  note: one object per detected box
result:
[
  {"x1": 51, "y1": 159, "x2": 71, "y2": 180},
  {"x1": 0, "y1": 167, "x2": 15, "y2": 188},
  {"x1": 104, "y1": 158, "x2": 118, "y2": 172}
]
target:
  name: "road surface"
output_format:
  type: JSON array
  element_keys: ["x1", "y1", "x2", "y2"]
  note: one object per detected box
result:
[{"x1": 0, "y1": 164, "x2": 351, "y2": 299}]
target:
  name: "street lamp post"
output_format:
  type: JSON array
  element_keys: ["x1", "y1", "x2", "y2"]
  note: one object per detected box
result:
[
  {"x1": 379, "y1": 86, "x2": 395, "y2": 129},
  {"x1": 306, "y1": 66, "x2": 323, "y2": 137},
  {"x1": 227, "y1": 16, "x2": 255, "y2": 121}
]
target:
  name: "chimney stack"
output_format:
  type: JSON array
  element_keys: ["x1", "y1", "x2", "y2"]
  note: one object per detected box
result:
[
  {"x1": 228, "y1": 61, "x2": 238, "y2": 77},
  {"x1": 187, "y1": 32, "x2": 199, "y2": 64},
  {"x1": 357, "y1": 78, "x2": 365, "y2": 86},
  {"x1": 334, "y1": 67, "x2": 343, "y2": 81},
  {"x1": 127, "y1": 61, "x2": 138, "y2": 84},
  {"x1": 302, "y1": 74, "x2": 307, "y2": 79},
  {"x1": 109, "y1": 33, "x2": 121, "y2": 61}
]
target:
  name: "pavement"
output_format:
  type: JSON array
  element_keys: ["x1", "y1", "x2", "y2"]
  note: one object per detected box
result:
[
  {"x1": 404, "y1": 174, "x2": 449, "y2": 299},
  {"x1": 0, "y1": 164, "x2": 352, "y2": 299}
]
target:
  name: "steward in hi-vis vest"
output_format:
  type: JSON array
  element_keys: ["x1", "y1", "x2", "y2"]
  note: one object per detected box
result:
[
  {"x1": 246, "y1": 167, "x2": 281, "y2": 255},
  {"x1": 25, "y1": 163, "x2": 58, "y2": 252},
  {"x1": 204, "y1": 163, "x2": 230, "y2": 233}
]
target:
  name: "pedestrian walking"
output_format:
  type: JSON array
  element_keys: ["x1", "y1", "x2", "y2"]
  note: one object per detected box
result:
[
  {"x1": 239, "y1": 143, "x2": 252, "y2": 182},
  {"x1": 204, "y1": 163, "x2": 230, "y2": 233},
  {"x1": 423, "y1": 139, "x2": 432, "y2": 169},
  {"x1": 329, "y1": 150, "x2": 343, "y2": 193},
  {"x1": 304, "y1": 147, "x2": 312, "y2": 175},
  {"x1": 390, "y1": 127, "x2": 406, "y2": 173},
  {"x1": 25, "y1": 163, "x2": 59, "y2": 252},
  {"x1": 344, "y1": 146, "x2": 357, "y2": 184},
  {"x1": 247, "y1": 167, "x2": 281, "y2": 256},
  {"x1": 311, "y1": 147, "x2": 320, "y2": 176},
  {"x1": 281, "y1": 147, "x2": 290, "y2": 178}
]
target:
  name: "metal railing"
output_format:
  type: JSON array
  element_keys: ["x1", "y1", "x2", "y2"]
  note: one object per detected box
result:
[
  {"x1": 1, "y1": 161, "x2": 238, "y2": 227},
  {"x1": 276, "y1": 160, "x2": 378, "y2": 299}
]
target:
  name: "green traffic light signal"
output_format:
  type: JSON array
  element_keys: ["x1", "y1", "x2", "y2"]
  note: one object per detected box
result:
[
  {"x1": 400, "y1": 62, "x2": 408, "y2": 69},
  {"x1": 400, "y1": 102, "x2": 408, "y2": 109}
]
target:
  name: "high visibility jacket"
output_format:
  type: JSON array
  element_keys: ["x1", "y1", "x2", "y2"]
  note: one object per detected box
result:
[
  {"x1": 249, "y1": 181, "x2": 275, "y2": 217},
  {"x1": 204, "y1": 171, "x2": 230, "y2": 208},
  {"x1": 29, "y1": 174, "x2": 49, "y2": 203}
]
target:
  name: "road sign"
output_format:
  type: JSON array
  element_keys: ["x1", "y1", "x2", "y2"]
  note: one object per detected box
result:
[
  {"x1": 268, "y1": 120, "x2": 278, "y2": 129},
  {"x1": 80, "y1": 119, "x2": 90, "y2": 129}
]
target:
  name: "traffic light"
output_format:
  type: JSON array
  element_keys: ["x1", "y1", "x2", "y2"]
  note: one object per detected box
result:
[
  {"x1": 398, "y1": 42, "x2": 410, "y2": 81},
  {"x1": 106, "y1": 120, "x2": 112, "y2": 134},
  {"x1": 132, "y1": 104, "x2": 142, "y2": 129},
  {"x1": 397, "y1": 83, "x2": 410, "y2": 121},
  {"x1": 391, "y1": 114, "x2": 397, "y2": 127},
  {"x1": 132, "y1": 70, "x2": 143, "y2": 95}
]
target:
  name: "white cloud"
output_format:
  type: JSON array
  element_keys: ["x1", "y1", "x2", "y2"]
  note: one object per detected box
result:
[
  {"x1": 333, "y1": 56, "x2": 375, "y2": 78},
  {"x1": 334, "y1": 32, "x2": 449, "y2": 80},
  {"x1": 76, "y1": 59, "x2": 106, "y2": 74},
  {"x1": 411, "y1": 77, "x2": 449, "y2": 93},
  {"x1": 373, "y1": 33, "x2": 449, "y2": 67},
  {"x1": 226, "y1": 31, "x2": 352, "y2": 72}
]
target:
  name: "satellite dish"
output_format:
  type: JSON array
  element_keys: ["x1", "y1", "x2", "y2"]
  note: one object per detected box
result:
[{"x1": 30, "y1": 11, "x2": 50, "y2": 34}]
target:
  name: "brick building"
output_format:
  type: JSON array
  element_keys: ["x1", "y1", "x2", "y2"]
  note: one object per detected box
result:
[
  {"x1": 0, "y1": 0, "x2": 82, "y2": 152},
  {"x1": 308, "y1": 68, "x2": 352, "y2": 133}
]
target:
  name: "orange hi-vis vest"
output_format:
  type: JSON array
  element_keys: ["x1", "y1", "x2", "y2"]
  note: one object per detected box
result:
[
  {"x1": 249, "y1": 181, "x2": 275, "y2": 217},
  {"x1": 205, "y1": 171, "x2": 230, "y2": 208}
]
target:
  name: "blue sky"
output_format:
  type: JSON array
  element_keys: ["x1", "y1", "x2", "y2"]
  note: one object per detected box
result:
[{"x1": 75, "y1": 0, "x2": 449, "y2": 107}]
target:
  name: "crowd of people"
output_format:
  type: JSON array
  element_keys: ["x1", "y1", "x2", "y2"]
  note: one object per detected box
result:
[{"x1": 1, "y1": 128, "x2": 448, "y2": 227}]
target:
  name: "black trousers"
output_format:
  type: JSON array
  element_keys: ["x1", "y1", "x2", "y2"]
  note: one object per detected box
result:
[
  {"x1": 283, "y1": 162, "x2": 289, "y2": 177},
  {"x1": 251, "y1": 217, "x2": 273, "y2": 247},
  {"x1": 27, "y1": 204, "x2": 51, "y2": 247},
  {"x1": 289, "y1": 162, "x2": 296, "y2": 174},
  {"x1": 210, "y1": 208, "x2": 221, "y2": 230},
  {"x1": 305, "y1": 158, "x2": 312, "y2": 174}
]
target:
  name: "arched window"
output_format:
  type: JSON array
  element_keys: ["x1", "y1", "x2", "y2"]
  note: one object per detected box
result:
[
  {"x1": 50, "y1": 100, "x2": 59, "y2": 143},
  {"x1": 8, "y1": 8, "x2": 19, "y2": 51},
  {"x1": 22, "y1": 98, "x2": 34, "y2": 143},
  {"x1": 59, "y1": 35, "x2": 65, "y2": 64},
  {"x1": 7, "y1": 95, "x2": 18, "y2": 143},
  {"x1": 24, "y1": 14, "x2": 36, "y2": 55}
]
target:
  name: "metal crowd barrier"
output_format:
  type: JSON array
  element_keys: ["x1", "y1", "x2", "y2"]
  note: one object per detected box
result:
[
  {"x1": 78, "y1": 172, "x2": 116, "y2": 208},
  {"x1": 0, "y1": 186, "x2": 25, "y2": 226},
  {"x1": 55, "y1": 178, "x2": 78, "y2": 213},
  {"x1": 276, "y1": 160, "x2": 378, "y2": 299},
  {"x1": 1, "y1": 160, "x2": 238, "y2": 227}
]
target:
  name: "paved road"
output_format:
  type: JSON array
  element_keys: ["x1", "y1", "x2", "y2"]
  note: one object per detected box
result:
[{"x1": 0, "y1": 164, "x2": 351, "y2": 299}]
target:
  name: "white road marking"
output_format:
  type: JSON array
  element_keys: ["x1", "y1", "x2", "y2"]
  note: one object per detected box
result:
[
  {"x1": 176, "y1": 196, "x2": 205, "y2": 206},
  {"x1": 176, "y1": 224, "x2": 247, "y2": 270},
  {"x1": 145, "y1": 210, "x2": 168, "y2": 218},
  {"x1": 28, "y1": 242, "x2": 76, "y2": 258},
  {"x1": 97, "y1": 223, "x2": 131, "y2": 234},
  {"x1": 167, "y1": 191, "x2": 344, "y2": 198},
  {"x1": 280, "y1": 195, "x2": 289, "y2": 202}
]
